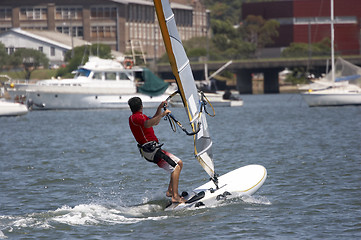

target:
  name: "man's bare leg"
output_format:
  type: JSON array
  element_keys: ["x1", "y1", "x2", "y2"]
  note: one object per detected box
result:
[
  {"x1": 170, "y1": 160, "x2": 185, "y2": 203},
  {"x1": 166, "y1": 178, "x2": 173, "y2": 197}
]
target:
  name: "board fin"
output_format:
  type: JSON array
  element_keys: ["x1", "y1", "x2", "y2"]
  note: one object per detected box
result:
[{"x1": 185, "y1": 191, "x2": 205, "y2": 204}]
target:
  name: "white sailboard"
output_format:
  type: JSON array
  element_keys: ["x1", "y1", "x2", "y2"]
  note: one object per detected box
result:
[{"x1": 154, "y1": 0, "x2": 267, "y2": 210}]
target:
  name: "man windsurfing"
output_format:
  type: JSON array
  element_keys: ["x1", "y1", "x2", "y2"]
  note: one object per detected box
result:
[{"x1": 128, "y1": 97, "x2": 186, "y2": 204}]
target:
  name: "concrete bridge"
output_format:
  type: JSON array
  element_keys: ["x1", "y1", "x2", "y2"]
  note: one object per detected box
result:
[{"x1": 156, "y1": 57, "x2": 361, "y2": 94}]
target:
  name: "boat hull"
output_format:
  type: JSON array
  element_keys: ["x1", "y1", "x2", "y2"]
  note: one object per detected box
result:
[
  {"x1": 12, "y1": 91, "x2": 169, "y2": 110},
  {"x1": 0, "y1": 100, "x2": 28, "y2": 116},
  {"x1": 302, "y1": 92, "x2": 361, "y2": 107}
]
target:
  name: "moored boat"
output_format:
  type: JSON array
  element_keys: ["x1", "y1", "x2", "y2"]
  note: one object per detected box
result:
[
  {"x1": 0, "y1": 98, "x2": 28, "y2": 116},
  {"x1": 301, "y1": 58, "x2": 361, "y2": 107},
  {"x1": 5, "y1": 57, "x2": 172, "y2": 110},
  {"x1": 300, "y1": 0, "x2": 361, "y2": 107}
]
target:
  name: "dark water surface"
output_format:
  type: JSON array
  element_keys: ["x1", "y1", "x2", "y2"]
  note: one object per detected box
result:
[{"x1": 1, "y1": 94, "x2": 360, "y2": 239}]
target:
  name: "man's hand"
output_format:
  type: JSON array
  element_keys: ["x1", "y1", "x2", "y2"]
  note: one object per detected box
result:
[
  {"x1": 160, "y1": 100, "x2": 168, "y2": 108},
  {"x1": 162, "y1": 109, "x2": 171, "y2": 117}
]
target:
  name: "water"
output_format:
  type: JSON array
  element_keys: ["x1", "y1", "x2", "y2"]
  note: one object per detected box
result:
[{"x1": 1, "y1": 94, "x2": 360, "y2": 239}]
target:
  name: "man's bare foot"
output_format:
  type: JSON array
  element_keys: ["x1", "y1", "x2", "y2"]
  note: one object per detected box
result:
[
  {"x1": 166, "y1": 191, "x2": 172, "y2": 198},
  {"x1": 171, "y1": 196, "x2": 186, "y2": 204}
]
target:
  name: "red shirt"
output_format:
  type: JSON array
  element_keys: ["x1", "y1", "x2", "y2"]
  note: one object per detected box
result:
[{"x1": 129, "y1": 111, "x2": 158, "y2": 145}]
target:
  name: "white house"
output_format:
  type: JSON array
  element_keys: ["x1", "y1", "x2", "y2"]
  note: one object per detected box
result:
[{"x1": 0, "y1": 28, "x2": 91, "y2": 66}]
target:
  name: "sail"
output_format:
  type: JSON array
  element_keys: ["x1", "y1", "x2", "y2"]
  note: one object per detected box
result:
[
  {"x1": 154, "y1": 0, "x2": 215, "y2": 179},
  {"x1": 326, "y1": 58, "x2": 361, "y2": 86},
  {"x1": 314, "y1": 58, "x2": 361, "y2": 85}
]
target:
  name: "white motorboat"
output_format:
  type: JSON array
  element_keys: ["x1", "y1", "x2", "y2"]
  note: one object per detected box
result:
[
  {"x1": 0, "y1": 98, "x2": 28, "y2": 116},
  {"x1": 5, "y1": 57, "x2": 173, "y2": 110}
]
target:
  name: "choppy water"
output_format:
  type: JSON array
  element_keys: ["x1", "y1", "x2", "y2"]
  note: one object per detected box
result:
[{"x1": 1, "y1": 94, "x2": 360, "y2": 239}]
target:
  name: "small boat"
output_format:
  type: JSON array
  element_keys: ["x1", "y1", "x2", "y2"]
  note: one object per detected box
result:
[
  {"x1": 5, "y1": 57, "x2": 173, "y2": 110},
  {"x1": 301, "y1": 58, "x2": 361, "y2": 107},
  {"x1": 0, "y1": 98, "x2": 28, "y2": 117},
  {"x1": 300, "y1": 0, "x2": 361, "y2": 107}
]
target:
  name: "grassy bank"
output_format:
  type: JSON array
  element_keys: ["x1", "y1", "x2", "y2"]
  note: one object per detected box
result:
[{"x1": 0, "y1": 69, "x2": 57, "y2": 83}]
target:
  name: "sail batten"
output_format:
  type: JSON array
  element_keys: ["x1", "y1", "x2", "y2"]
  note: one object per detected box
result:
[
  {"x1": 166, "y1": 14, "x2": 174, "y2": 22},
  {"x1": 154, "y1": 0, "x2": 215, "y2": 179},
  {"x1": 178, "y1": 60, "x2": 189, "y2": 73},
  {"x1": 196, "y1": 142, "x2": 213, "y2": 157}
]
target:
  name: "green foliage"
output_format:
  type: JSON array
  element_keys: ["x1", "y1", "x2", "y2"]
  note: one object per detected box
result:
[
  {"x1": 281, "y1": 38, "x2": 331, "y2": 58},
  {"x1": 64, "y1": 44, "x2": 112, "y2": 62},
  {"x1": 0, "y1": 69, "x2": 57, "y2": 82},
  {"x1": 205, "y1": 0, "x2": 275, "y2": 24},
  {"x1": 187, "y1": 48, "x2": 207, "y2": 58},
  {"x1": 241, "y1": 15, "x2": 280, "y2": 49},
  {"x1": 205, "y1": 0, "x2": 242, "y2": 23},
  {"x1": 57, "y1": 44, "x2": 112, "y2": 77},
  {"x1": 179, "y1": 15, "x2": 276, "y2": 61},
  {"x1": 0, "y1": 42, "x2": 7, "y2": 69},
  {"x1": 5, "y1": 48, "x2": 49, "y2": 80},
  {"x1": 285, "y1": 67, "x2": 308, "y2": 85},
  {"x1": 188, "y1": 0, "x2": 278, "y2": 60}
]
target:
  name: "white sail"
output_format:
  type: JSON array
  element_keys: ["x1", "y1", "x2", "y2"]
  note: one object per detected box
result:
[{"x1": 154, "y1": 0, "x2": 215, "y2": 179}]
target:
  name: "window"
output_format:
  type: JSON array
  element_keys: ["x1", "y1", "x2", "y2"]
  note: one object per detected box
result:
[
  {"x1": 127, "y1": 4, "x2": 155, "y2": 23},
  {"x1": 90, "y1": 7, "x2": 117, "y2": 19},
  {"x1": 0, "y1": 27, "x2": 10, "y2": 33},
  {"x1": 174, "y1": 9, "x2": 192, "y2": 27},
  {"x1": 76, "y1": 68, "x2": 91, "y2": 77},
  {"x1": 56, "y1": 26, "x2": 83, "y2": 37},
  {"x1": 0, "y1": 8, "x2": 12, "y2": 20},
  {"x1": 93, "y1": 72, "x2": 102, "y2": 80},
  {"x1": 50, "y1": 47, "x2": 55, "y2": 56},
  {"x1": 90, "y1": 26, "x2": 116, "y2": 39},
  {"x1": 119, "y1": 72, "x2": 130, "y2": 80},
  {"x1": 38, "y1": 46, "x2": 43, "y2": 52},
  {"x1": 55, "y1": 7, "x2": 82, "y2": 19},
  {"x1": 105, "y1": 72, "x2": 116, "y2": 80},
  {"x1": 104, "y1": 26, "x2": 111, "y2": 38},
  {"x1": 20, "y1": 7, "x2": 47, "y2": 20}
]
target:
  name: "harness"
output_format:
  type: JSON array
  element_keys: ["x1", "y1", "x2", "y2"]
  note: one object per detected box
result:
[{"x1": 137, "y1": 141, "x2": 176, "y2": 167}]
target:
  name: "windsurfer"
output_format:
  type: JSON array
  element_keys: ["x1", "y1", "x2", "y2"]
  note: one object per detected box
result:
[{"x1": 128, "y1": 97, "x2": 186, "y2": 204}]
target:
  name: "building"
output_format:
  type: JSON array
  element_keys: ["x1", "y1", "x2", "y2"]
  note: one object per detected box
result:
[
  {"x1": 242, "y1": 0, "x2": 361, "y2": 56},
  {"x1": 0, "y1": 0, "x2": 209, "y2": 61},
  {"x1": 0, "y1": 28, "x2": 92, "y2": 66}
]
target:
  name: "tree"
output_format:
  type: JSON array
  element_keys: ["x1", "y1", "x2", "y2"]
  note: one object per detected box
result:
[
  {"x1": 209, "y1": 19, "x2": 256, "y2": 59},
  {"x1": 241, "y1": 15, "x2": 280, "y2": 49},
  {"x1": 281, "y1": 38, "x2": 331, "y2": 58},
  {"x1": 9, "y1": 48, "x2": 49, "y2": 80},
  {"x1": 57, "y1": 44, "x2": 112, "y2": 77},
  {"x1": 0, "y1": 42, "x2": 7, "y2": 69},
  {"x1": 205, "y1": 0, "x2": 242, "y2": 24}
]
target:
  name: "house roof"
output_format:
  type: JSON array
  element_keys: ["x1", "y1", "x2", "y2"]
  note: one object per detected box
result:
[
  {"x1": 6, "y1": 28, "x2": 91, "y2": 50},
  {"x1": 0, "y1": 28, "x2": 123, "y2": 59}
]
